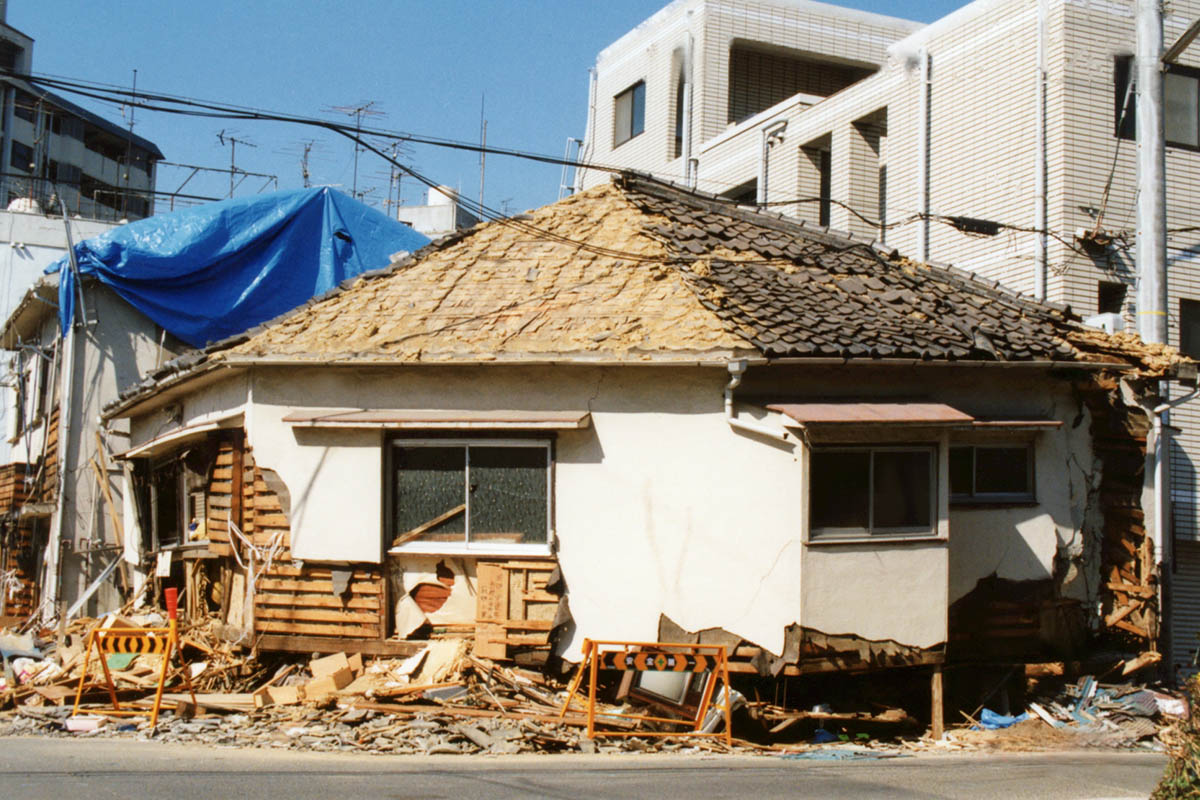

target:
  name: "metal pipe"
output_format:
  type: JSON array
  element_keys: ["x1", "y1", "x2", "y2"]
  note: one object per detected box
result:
[
  {"x1": 1034, "y1": 0, "x2": 1048, "y2": 300},
  {"x1": 757, "y1": 120, "x2": 787, "y2": 208},
  {"x1": 724, "y1": 359, "x2": 791, "y2": 442},
  {"x1": 683, "y1": 28, "x2": 696, "y2": 189},
  {"x1": 917, "y1": 47, "x2": 932, "y2": 262}
]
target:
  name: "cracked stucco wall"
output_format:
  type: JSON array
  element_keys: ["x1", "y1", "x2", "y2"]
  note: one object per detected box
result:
[{"x1": 125, "y1": 362, "x2": 1099, "y2": 659}]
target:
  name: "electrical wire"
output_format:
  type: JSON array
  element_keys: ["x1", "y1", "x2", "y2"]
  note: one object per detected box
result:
[{"x1": 8, "y1": 69, "x2": 1148, "y2": 269}]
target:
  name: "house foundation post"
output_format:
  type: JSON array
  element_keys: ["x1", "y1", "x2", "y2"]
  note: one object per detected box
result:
[{"x1": 931, "y1": 663, "x2": 944, "y2": 740}]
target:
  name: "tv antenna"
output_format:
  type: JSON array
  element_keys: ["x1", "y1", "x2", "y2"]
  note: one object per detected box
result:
[
  {"x1": 217, "y1": 129, "x2": 257, "y2": 198},
  {"x1": 325, "y1": 101, "x2": 384, "y2": 198}
]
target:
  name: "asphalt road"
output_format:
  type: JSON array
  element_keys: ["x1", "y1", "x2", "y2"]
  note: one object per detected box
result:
[{"x1": 0, "y1": 738, "x2": 1168, "y2": 800}]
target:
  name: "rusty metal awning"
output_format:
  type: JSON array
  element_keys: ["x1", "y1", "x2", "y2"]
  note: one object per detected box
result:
[
  {"x1": 282, "y1": 409, "x2": 591, "y2": 430},
  {"x1": 767, "y1": 401, "x2": 975, "y2": 426}
]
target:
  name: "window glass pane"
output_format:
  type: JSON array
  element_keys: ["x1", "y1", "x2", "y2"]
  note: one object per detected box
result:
[
  {"x1": 1182, "y1": 299, "x2": 1200, "y2": 358},
  {"x1": 949, "y1": 446, "x2": 973, "y2": 495},
  {"x1": 631, "y1": 82, "x2": 646, "y2": 137},
  {"x1": 469, "y1": 446, "x2": 548, "y2": 544},
  {"x1": 974, "y1": 447, "x2": 1030, "y2": 495},
  {"x1": 615, "y1": 89, "x2": 633, "y2": 146},
  {"x1": 393, "y1": 446, "x2": 466, "y2": 543},
  {"x1": 1166, "y1": 73, "x2": 1200, "y2": 147},
  {"x1": 872, "y1": 450, "x2": 931, "y2": 529},
  {"x1": 810, "y1": 451, "x2": 870, "y2": 530}
]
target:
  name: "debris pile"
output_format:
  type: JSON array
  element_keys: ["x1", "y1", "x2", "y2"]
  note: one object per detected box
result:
[
  {"x1": 948, "y1": 674, "x2": 1186, "y2": 751},
  {"x1": 1152, "y1": 674, "x2": 1200, "y2": 799},
  {"x1": 0, "y1": 615, "x2": 745, "y2": 755}
]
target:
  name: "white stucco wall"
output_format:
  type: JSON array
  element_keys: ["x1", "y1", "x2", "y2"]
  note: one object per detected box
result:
[{"x1": 125, "y1": 361, "x2": 1100, "y2": 657}]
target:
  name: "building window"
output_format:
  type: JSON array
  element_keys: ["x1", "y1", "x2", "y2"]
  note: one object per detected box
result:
[
  {"x1": 1181, "y1": 299, "x2": 1200, "y2": 357},
  {"x1": 1098, "y1": 281, "x2": 1127, "y2": 315},
  {"x1": 390, "y1": 439, "x2": 550, "y2": 551},
  {"x1": 1116, "y1": 55, "x2": 1200, "y2": 148},
  {"x1": 12, "y1": 90, "x2": 36, "y2": 123},
  {"x1": 9, "y1": 141, "x2": 32, "y2": 173},
  {"x1": 809, "y1": 446, "x2": 936, "y2": 540},
  {"x1": 614, "y1": 81, "x2": 645, "y2": 148},
  {"x1": 949, "y1": 445, "x2": 1034, "y2": 503}
]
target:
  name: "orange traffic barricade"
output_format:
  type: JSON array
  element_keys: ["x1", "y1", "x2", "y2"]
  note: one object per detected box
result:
[
  {"x1": 559, "y1": 639, "x2": 733, "y2": 745},
  {"x1": 72, "y1": 587, "x2": 196, "y2": 727}
]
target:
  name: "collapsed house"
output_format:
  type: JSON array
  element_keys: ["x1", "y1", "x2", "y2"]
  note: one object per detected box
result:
[
  {"x1": 98, "y1": 174, "x2": 1190, "y2": 699},
  {"x1": 0, "y1": 187, "x2": 428, "y2": 623}
]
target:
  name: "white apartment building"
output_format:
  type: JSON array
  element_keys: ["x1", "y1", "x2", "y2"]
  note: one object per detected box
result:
[
  {"x1": 580, "y1": 0, "x2": 1200, "y2": 679},
  {"x1": 0, "y1": 9, "x2": 161, "y2": 222}
]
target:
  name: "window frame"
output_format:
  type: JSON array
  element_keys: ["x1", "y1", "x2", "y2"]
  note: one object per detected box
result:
[
  {"x1": 807, "y1": 444, "x2": 939, "y2": 543},
  {"x1": 949, "y1": 443, "x2": 1036, "y2": 506},
  {"x1": 1115, "y1": 55, "x2": 1200, "y2": 151},
  {"x1": 613, "y1": 80, "x2": 646, "y2": 148},
  {"x1": 386, "y1": 436, "x2": 554, "y2": 557}
]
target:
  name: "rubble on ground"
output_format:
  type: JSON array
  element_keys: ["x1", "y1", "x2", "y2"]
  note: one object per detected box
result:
[{"x1": 0, "y1": 612, "x2": 1189, "y2": 757}]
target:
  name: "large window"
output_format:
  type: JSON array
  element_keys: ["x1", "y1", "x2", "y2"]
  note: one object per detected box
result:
[
  {"x1": 1115, "y1": 55, "x2": 1200, "y2": 149},
  {"x1": 809, "y1": 446, "x2": 936, "y2": 540},
  {"x1": 949, "y1": 444, "x2": 1034, "y2": 504},
  {"x1": 614, "y1": 81, "x2": 645, "y2": 148},
  {"x1": 390, "y1": 439, "x2": 550, "y2": 551}
]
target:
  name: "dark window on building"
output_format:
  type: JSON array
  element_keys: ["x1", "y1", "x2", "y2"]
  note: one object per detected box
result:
[
  {"x1": 1098, "y1": 281, "x2": 1127, "y2": 314},
  {"x1": 728, "y1": 43, "x2": 873, "y2": 124},
  {"x1": 9, "y1": 140, "x2": 32, "y2": 172},
  {"x1": 614, "y1": 81, "x2": 645, "y2": 148},
  {"x1": 950, "y1": 445, "x2": 1035, "y2": 503},
  {"x1": 809, "y1": 447, "x2": 935, "y2": 539},
  {"x1": 1181, "y1": 299, "x2": 1200, "y2": 357},
  {"x1": 674, "y1": 70, "x2": 686, "y2": 159},
  {"x1": 817, "y1": 149, "x2": 831, "y2": 226},
  {"x1": 722, "y1": 178, "x2": 757, "y2": 206},
  {"x1": 1116, "y1": 55, "x2": 1200, "y2": 148},
  {"x1": 57, "y1": 116, "x2": 84, "y2": 141},
  {"x1": 12, "y1": 90, "x2": 36, "y2": 122},
  {"x1": 390, "y1": 440, "x2": 550, "y2": 548},
  {"x1": 0, "y1": 39, "x2": 23, "y2": 72}
]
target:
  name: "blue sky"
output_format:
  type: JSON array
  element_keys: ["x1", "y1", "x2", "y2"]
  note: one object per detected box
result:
[{"x1": 13, "y1": 0, "x2": 968, "y2": 216}]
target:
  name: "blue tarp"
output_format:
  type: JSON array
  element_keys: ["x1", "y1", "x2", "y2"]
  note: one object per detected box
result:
[{"x1": 47, "y1": 187, "x2": 429, "y2": 348}]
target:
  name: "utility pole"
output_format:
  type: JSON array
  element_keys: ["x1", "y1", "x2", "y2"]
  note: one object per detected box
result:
[
  {"x1": 478, "y1": 94, "x2": 487, "y2": 216},
  {"x1": 1136, "y1": 0, "x2": 1166, "y2": 345}
]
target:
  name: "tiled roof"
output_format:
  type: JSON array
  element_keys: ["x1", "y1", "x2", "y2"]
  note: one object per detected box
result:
[
  {"x1": 109, "y1": 173, "x2": 1183, "y2": 414},
  {"x1": 623, "y1": 179, "x2": 1078, "y2": 361}
]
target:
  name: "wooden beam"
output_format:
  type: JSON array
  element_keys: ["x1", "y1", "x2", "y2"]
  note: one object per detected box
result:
[
  {"x1": 931, "y1": 664, "x2": 944, "y2": 740},
  {"x1": 255, "y1": 634, "x2": 423, "y2": 656}
]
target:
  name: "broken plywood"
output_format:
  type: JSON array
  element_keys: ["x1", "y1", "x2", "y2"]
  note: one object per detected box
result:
[{"x1": 474, "y1": 560, "x2": 557, "y2": 663}]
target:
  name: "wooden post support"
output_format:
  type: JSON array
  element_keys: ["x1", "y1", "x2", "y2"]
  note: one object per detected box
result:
[{"x1": 931, "y1": 664, "x2": 944, "y2": 740}]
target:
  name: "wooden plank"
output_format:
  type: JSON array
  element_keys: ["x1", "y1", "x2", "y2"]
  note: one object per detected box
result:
[
  {"x1": 257, "y1": 578, "x2": 382, "y2": 594},
  {"x1": 255, "y1": 593, "x2": 381, "y2": 610},
  {"x1": 263, "y1": 565, "x2": 378, "y2": 579},
  {"x1": 255, "y1": 606, "x2": 380, "y2": 624},
  {"x1": 476, "y1": 563, "x2": 508, "y2": 622},
  {"x1": 1105, "y1": 599, "x2": 1144, "y2": 628},
  {"x1": 255, "y1": 634, "x2": 422, "y2": 656},
  {"x1": 254, "y1": 513, "x2": 291, "y2": 528},
  {"x1": 1113, "y1": 619, "x2": 1152, "y2": 639},
  {"x1": 255, "y1": 620, "x2": 379, "y2": 638},
  {"x1": 392, "y1": 504, "x2": 465, "y2": 547},
  {"x1": 230, "y1": 435, "x2": 244, "y2": 534}
]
